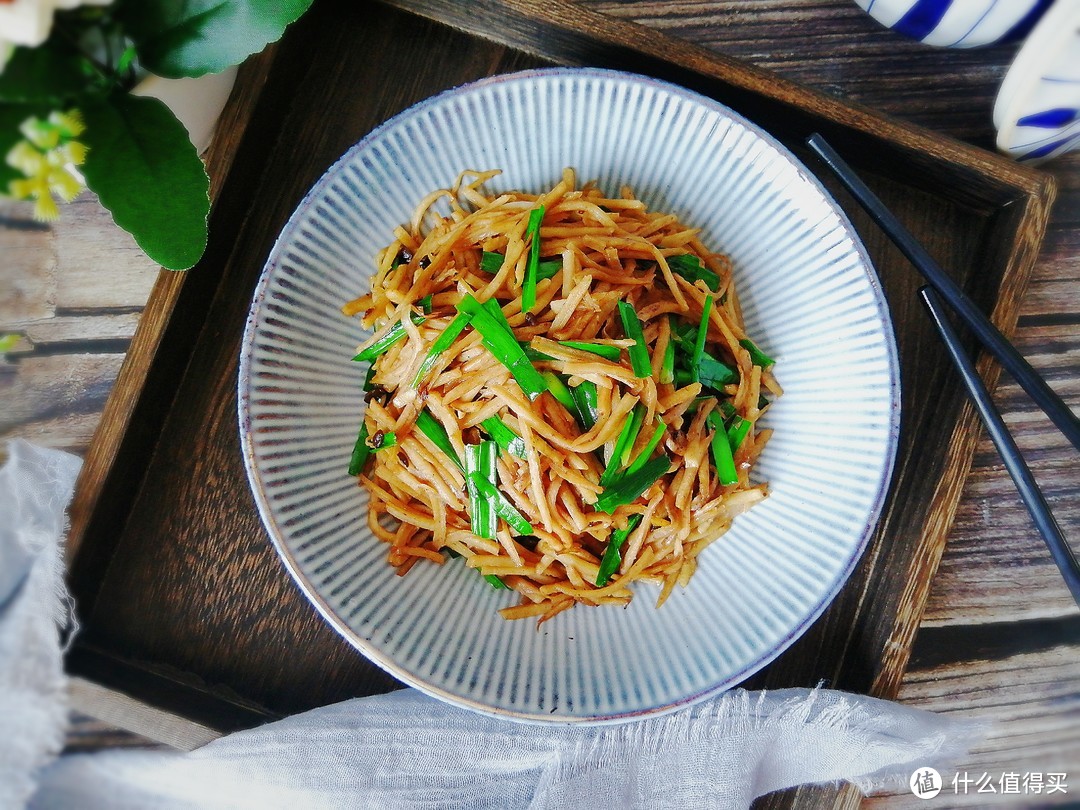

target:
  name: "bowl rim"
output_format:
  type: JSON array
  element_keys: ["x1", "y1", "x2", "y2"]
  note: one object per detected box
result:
[{"x1": 237, "y1": 66, "x2": 903, "y2": 724}]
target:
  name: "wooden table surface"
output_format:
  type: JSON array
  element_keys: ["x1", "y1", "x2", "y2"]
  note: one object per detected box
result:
[{"x1": 2, "y1": 0, "x2": 1077, "y2": 807}]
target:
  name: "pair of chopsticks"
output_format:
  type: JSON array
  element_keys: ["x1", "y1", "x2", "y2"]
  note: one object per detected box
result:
[{"x1": 807, "y1": 134, "x2": 1080, "y2": 607}]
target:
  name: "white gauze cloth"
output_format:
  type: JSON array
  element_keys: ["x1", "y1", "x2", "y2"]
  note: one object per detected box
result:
[{"x1": 0, "y1": 439, "x2": 980, "y2": 809}]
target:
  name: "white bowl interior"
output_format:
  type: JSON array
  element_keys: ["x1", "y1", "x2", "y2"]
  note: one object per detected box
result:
[{"x1": 239, "y1": 68, "x2": 900, "y2": 722}]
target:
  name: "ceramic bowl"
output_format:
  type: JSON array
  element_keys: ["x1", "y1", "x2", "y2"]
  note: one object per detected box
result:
[
  {"x1": 994, "y1": 0, "x2": 1080, "y2": 162},
  {"x1": 853, "y1": 0, "x2": 1053, "y2": 47},
  {"x1": 238, "y1": 68, "x2": 901, "y2": 723}
]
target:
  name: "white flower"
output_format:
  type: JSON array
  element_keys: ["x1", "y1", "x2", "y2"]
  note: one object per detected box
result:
[{"x1": 0, "y1": 0, "x2": 113, "y2": 49}]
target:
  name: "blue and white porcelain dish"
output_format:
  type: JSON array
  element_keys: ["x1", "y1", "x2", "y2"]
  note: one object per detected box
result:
[
  {"x1": 854, "y1": 0, "x2": 1053, "y2": 47},
  {"x1": 994, "y1": 0, "x2": 1080, "y2": 163},
  {"x1": 238, "y1": 68, "x2": 901, "y2": 723}
]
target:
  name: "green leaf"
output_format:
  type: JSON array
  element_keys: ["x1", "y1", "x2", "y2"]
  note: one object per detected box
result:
[
  {"x1": 119, "y1": 0, "x2": 315, "y2": 78},
  {"x1": 81, "y1": 93, "x2": 209, "y2": 270},
  {"x1": 0, "y1": 47, "x2": 93, "y2": 105}
]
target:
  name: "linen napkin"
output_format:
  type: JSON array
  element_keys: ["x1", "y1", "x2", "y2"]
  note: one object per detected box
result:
[{"x1": 1, "y1": 439, "x2": 980, "y2": 810}]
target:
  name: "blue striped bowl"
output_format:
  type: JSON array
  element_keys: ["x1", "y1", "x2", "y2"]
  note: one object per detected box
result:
[
  {"x1": 854, "y1": 0, "x2": 1053, "y2": 47},
  {"x1": 238, "y1": 68, "x2": 901, "y2": 723},
  {"x1": 994, "y1": 0, "x2": 1080, "y2": 163}
]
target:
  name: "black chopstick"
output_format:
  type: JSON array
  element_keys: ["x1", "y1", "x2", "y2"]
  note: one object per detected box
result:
[
  {"x1": 918, "y1": 286, "x2": 1080, "y2": 606},
  {"x1": 807, "y1": 133, "x2": 1080, "y2": 454}
]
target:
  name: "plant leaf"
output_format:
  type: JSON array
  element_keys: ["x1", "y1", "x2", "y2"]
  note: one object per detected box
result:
[
  {"x1": 0, "y1": 47, "x2": 92, "y2": 105},
  {"x1": 119, "y1": 0, "x2": 315, "y2": 78},
  {"x1": 81, "y1": 93, "x2": 209, "y2": 270}
]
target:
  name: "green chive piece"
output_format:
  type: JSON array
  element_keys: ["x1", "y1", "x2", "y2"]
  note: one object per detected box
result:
[
  {"x1": 413, "y1": 311, "x2": 473, "y2": 386},
  {"x1": 570, "y1": 380, "x2": 599, "y2": 431},
  {"x1": 456, "y1": 294, "x2": 547, "y2": 400},
  {"x1": 465, "y1": 442, "x2": 498, "y2": 540},
  {"x1": 600, "y1": 404, "x2": 645, "y2": 486},
  {"x1": 415, "y1": 409, "x2": 463, "y2": 471},
  {"x1": 690, "y1": 296, "x2": 714, "y2": 384},
  {"x1": 707, "y1": 411, "x2": 738, "y2": 485},
  {"x1": 595, "y1": 514, "x2": 643, "y2": 587},
  {"x1": 719, "y1": 399, "x2": 737, "y2": 420},
  {"x1": 362, "y1": 363, "x2": 378, "y2": 392},
  {"x1": 480, "y1": 251, "x2": 504, "y2": 273},
  {"x1": 617, "y1": 301, "x2": 652, "y2": 378},
  {"x1": 537, "y1": 259, "x2": 561, "y2": 281},
  {"x1": 739, "y1": 338, "x2": 774, "y2": 368},
  {"x1": 541, "y1": 371, "x2": 576, "y2": 412},
  {"x1": 558, "y1": 341, "x2": 622, "y2": 362},
  {"x1": 484, "y1": 573, "x2": 508, "y2": 590},
  {"x1": 625, "y1": 420, "x2": 665, "y2": 476},
  {"x1": 481, "y1": 297, "x2": 515, "y2": 334},
  {"x1": 371, "y1": 430, "x2": 397, "y2": 451},
  {"x1": 522, "y1": 205, "x2": 545, "y2": 314},
  {"x1": 667, "y1": 253, "x2": 721, "y2": 292},
  {"x1": 758, "y1": 394, "x2": 770, "y2": 410},
  {"x1": 697, "y1": 353, "x2": 739, "y2": 390},
  {"x1": 480, "y1": 415, "x2": 527, "y2": 459},
  {"x1": 347, "y1": 422, "x2": 372, "y2": 476},
  {"x1": 660, "y1": 318, "x2": 676, "y2": 384},
  {"x1": 594, "y1": 455, "x2": 671, "y2": 514},
  {"x1": 419, "y1": 295, "x2": 433, "y2": 314},
  {"x1": 469, "y1": 472, "x2": 534, "y2": 535},
  {"x1": 352, "y1": 314, "x2": 426, "y2": 362},
  {"x1": 728, "y1": 416, "x2": 752, "y2": 451},
  {"x1": 522, "y1": 342, "x2": 553, "y2": 363}
]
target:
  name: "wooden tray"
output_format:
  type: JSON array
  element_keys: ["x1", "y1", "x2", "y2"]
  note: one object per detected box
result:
[{"x1": 64, "y1": 0, "x2": 1055, "y2": 802}]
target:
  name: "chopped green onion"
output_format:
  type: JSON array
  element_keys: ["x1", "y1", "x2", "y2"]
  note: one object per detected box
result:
[
  {"x1": 739, "y1": 338, "x2": 774, "y2": 368},
  {"x1": 482, "y1": 252, "x2": 560, "y2": 281},
  {"x1": 481, "y1": 297, "x2": 515, "y2": 333},
  {"x1": 667, "y1": 253, "x2": 721, "y2": 292},
  {"x1": 480, "y1": 415, "x2": 527, "y2": 459},
  {"x1": 719, "y1": 399, "x2": 737, "y2": 420},
  {"x1": 728, "y1": 416, "x2": 752, "y2": 451},
  {"x1": 570, "y1": 380, "x2": 599, "y2": 431},
  {"x1": 600, "y1": 404, "x2": 646, "y2": 486},
  {"x1": 465, "y1": 442, "x2": 497, "y2": 540},
  {"x1": 413, "y1": 311, "x2": 473, "y2": 386},
  {"x1": 347, "y1": 422, "x2": 372, "y2": 476},
  {"x1": 362, "y1": 363, "x2": 378, "y2": 392},
  {"x1": 660, "y1": 318, "x2": 676, "y2": 384},
  {"x1": 625, "y1": 420, "x2": 665, "y2": 476},
  {"x1": 595, "y1": 514, "x2": 642, "y2": 586},
  {"x1": 415, "y1": 409, "x2": 463, "y2": 471},
  {"x1": 419, "y1": 294, "x2": 433, "y2": 314},
  {"x1": 594, "y1": 454, "x2": 671, "y2": 514},
  {"x1": 690, "y1": 295, "x2": 714, "y2": 384},
  {"x1": 522, "y1": 205, "x2": 545, "y2": 314},
  {"x1": 521, "y1": 342, "x2": 553, "y2": 362},
  {"x1": 558, "y1": 341, "x2": 622, "y2": 362},
  {"x1": 697, "y1": 353, "x2": 739, "y2": 390},
  {"x1": 707, "y1": 411, "x2": 738, "y2": 485},
  {"x1": 469, "y1": 472, "x2": 534, "y2": 535},
  {"x1": 484, "y1": 574, "x2": 508, "y2": 590},
  {"x1": 352, "y1": 314, "x2": 426, "y2": 362},
  {"x1": 456, "y1": 294, "x2": 547, "y2": 400},
  {"x1": 370, "y1": 430, "x2": 397, "y2": 451},
  {"x1": 537, "y1": 259, "x2": 561, "y2": 281},
  {"x1": 541, "y1": 371, "x2": 576, "y2": 412},
  {"x1": 617, "y1": 301, "x2": 652, "y2": 378}
]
